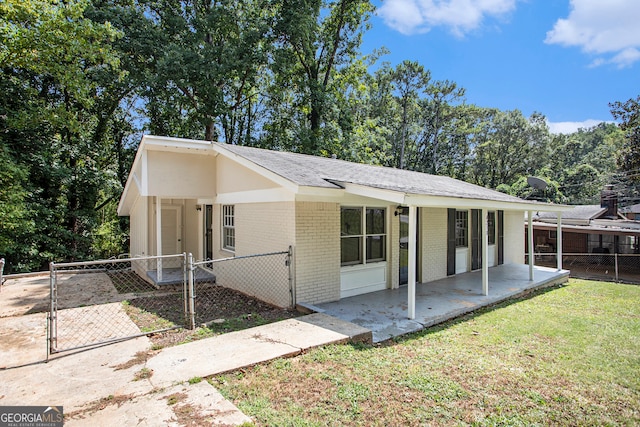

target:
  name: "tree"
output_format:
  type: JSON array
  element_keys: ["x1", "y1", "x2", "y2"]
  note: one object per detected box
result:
[
  {"x1": 137, "y1": 0, "x2": 274, "y2": 143},
  {"x1": 389, "y1": 60, "x2": 430, "y2": 169},
  {"x1": 610, "y1": 96, "x2": 640, "y2": 199},
  {"x1": 470, "y1": 110, "x2": 550, "y2": 189},
  {"x1": 1, "y1": 0, "x2": 123, "y2": 269},
  {"x1": 272, "y1": 0, "x2": 374, "y2": 154}
]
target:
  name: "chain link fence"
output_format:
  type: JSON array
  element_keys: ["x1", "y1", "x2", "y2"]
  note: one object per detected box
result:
[
  {"x1": 48, "y1": 248, "x2": 293, "y2": 358},
  {"x1": 48, "y1": 254, "x2": 187, "y2": 356},
  {"x1": 190, "y1": 248, "x2": 293, "y2": 328},
  {"x1": 527, "y1": 253, "x2": 640, "y2": 284}
]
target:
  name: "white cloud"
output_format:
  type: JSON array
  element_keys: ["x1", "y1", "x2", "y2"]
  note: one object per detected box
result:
[
  {"x1": 547, "y1": 119, "x2": 608, "y2": 134},
  {"x1": 378, "y1": 0, "x2": 516, "y2": 36},
  {"x1": 545, "y1": 0, "x2": 640, "y2": 67}
]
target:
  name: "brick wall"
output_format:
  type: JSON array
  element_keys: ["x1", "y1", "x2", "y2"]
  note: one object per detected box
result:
[
  {"x1": 294, "y1": 201, "x2": 341, "y2": 304},
  {"x1": 421, "y1": 207, "x2": 448, "y2": 282},
  {"x1": 235, "y1": 202, "x2": 295, "y2": 256}
]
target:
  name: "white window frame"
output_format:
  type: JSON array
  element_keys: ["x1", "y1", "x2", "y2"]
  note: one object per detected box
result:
[
  {"x1": 340, "y1": 206, "x2": 387, "y2": 267},
  {"x1": 222, "y1": 205, "x2": 235, "y2": 252},
  {"x1": 487, "y1": 211, "x2": 496, "y2": 245},
  {"x1": 455, "y1": 210, "x2": 468, "y2": 248}
]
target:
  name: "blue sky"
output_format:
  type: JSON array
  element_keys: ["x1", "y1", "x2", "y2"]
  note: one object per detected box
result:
[{"x1": 362, "y1": 0, "x2": 640, "y2": 133}]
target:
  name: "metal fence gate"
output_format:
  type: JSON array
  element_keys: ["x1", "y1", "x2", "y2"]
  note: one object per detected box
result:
[
  {"x1": 48, "y1": 254, "x2": 187, "y2": 357},
  {"x1": 48, "y1": 248, "x2": 293, "y2": 358}
]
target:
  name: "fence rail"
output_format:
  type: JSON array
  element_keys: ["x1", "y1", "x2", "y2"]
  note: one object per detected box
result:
[
  {"x1": 48, "y1": 248, "x2": 293, "y2": 358},
  {"x1": 527, "y1": 252, "x2": 640, "y2": 284}
]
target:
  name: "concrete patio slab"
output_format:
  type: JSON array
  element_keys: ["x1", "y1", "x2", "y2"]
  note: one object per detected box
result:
[
  {"x1": 147, "y1": 313, "x2": 365, "y2": 385},
  {"x1": 317, "y1": 264, "x2": 569, "y2": 342}
]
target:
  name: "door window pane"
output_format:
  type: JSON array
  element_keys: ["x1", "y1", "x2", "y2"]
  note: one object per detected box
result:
[{"x1": 455, "y1": 210, "x2": 468, "y2": 247}]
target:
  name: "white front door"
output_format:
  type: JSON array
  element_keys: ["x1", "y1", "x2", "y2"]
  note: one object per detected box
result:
[{"x1": 161, "y1": 206, "x2": 182, "y2": 255}]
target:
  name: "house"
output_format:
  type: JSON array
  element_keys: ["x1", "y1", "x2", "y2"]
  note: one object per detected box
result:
[
  {"x1": 621, "y1": 203, "x2": 640, "y2": 221},
  {"x1": 118, "y1": 135, "x2": 568, "y2": 319},
  {"x1": 527, "y1": 186, "x2": 640, "y2": 255}
]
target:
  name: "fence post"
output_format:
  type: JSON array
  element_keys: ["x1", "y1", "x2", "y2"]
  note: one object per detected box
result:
[
  {"x1": 615, "y1": 253, "x2": 619, "y2": 282},
  {"x1": 0, "y1": 258, "x2": 5, "y2": 291},
  {"x1": 47, "y1": 262, "x2": 57, "y2": 360},
  {"x1": 287, "y1": 246, "x2": 294, "y2": 308},
  {"x1": 182, "y1": 253, "x2": 188, "y2": 325},
  {"x1": 187, "y1": 253, "x2": 196, "y2": 330}
]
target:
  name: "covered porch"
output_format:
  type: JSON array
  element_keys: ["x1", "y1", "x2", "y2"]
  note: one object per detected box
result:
[{"x1": 316, "y1": 263, "x2": 569, "y2": 343}]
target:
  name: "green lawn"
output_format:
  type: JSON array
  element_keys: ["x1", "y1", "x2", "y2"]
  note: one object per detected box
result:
[{"x1": 213, "y1": 279, "x2": 640, "y2": 426}]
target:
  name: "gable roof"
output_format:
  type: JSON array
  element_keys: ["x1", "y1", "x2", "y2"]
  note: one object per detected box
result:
[
  {"x1": 214, "y1": 142, "x2": 526, "y2": 204},
  {"x1": 119, "y1": 135, "x2": 568, "y2": 214}
]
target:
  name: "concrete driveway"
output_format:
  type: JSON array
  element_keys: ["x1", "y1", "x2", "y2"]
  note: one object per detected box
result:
[{"x1": 1, "y1": 274, "x2": 368, "y2": 425}]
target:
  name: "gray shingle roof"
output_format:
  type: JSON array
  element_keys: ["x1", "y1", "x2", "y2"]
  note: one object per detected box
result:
[
  {"x1": 535, "y1": 205, "x2": 606, "y2": 221},
  {"x1": 215, "y1": 143, "x2": 525, "y2": 203}
]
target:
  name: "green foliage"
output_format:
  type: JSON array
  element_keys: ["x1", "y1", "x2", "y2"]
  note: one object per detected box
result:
[
  {"x1": 0, "y1": 0, "x2": 626, "y2": 272},
  {"x1": 611, "y1": 96, "x2": 640, "y2": 175},
  {"x1": 610, "y1": 96, "x2": 640, "y2": 202},
  {"x1": 0, "y1": 0, "x2": 129, "y2": 271}
]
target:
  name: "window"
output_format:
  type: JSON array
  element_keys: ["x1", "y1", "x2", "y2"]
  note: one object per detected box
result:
[
  {"x1": 366, "y1": 208, "x2": 386, "y2": 262},
  {"x1": 222, "y1": 205, "x2": 235, "y2": 251},
  {"x1": 455, "y1": 210, "x2": 468, "y2": 247},
  {"x1": 341, "y1": 207, "x2": 386, "y2": 266},
  {"x1": 487, "y1": 211, "x2": 496, "y2": 245},
  {"x1": 341, "y1": 208, "x2": 362, "y2": 265}
]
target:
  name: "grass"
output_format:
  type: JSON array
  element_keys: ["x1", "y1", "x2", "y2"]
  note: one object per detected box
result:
[{"x1": 213, "y1": 279, "x2": 640, "y2": 426}]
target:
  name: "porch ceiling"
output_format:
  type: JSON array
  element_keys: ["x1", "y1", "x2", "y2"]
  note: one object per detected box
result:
[{"x1": 315, "y1": 264, "x2": 569, "y2": 343}]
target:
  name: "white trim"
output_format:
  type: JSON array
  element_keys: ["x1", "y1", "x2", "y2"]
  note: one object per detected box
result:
[
  {"x1": 215, "y1": 188, "x2": 295, "y2": 204},
  {"x1": 340, "y1": 262, "x2": 388, "y2": 298},
  {"x1": 528, "y1": 210, "x2": 534, "y2": 280},
  {"x1": 338, "y1": 182, "x2": 405, "y2": 205},
  {"x1": 557, "y1": 212, "x2": 563, "y2": 271},
  {"x1": 407, "y1": 205, "x2": 417, "y2": 320},
  {"x1": 482, "y1": 208, "x2": 488, "y2": 296},
  {"x1": 404, "y1": 194, "x2": 567, "y2": 212},
  {"x1": 156, "y1": 197, "x2": 162, "y2": 282}
]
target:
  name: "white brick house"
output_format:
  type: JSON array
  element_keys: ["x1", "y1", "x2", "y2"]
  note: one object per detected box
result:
[{"x1": 118, "y1": 135, "x2": 567, "y2": 318}]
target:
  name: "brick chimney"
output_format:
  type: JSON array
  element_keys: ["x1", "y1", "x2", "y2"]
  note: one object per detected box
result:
[{"x1": 600, "y1": 184, "x2": 618, "y2": 218}]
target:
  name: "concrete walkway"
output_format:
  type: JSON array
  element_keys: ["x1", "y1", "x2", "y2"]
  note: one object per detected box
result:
[{"x1": 0, "y1": 313, "x2": 369, "y2": 426}]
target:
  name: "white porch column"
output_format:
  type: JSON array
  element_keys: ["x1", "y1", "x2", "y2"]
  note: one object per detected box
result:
[
  {"x1": 557, "y1": 212, "x2": 563, "y2": 271},
  {"x1": 528, "y1": 210, "x2": 534, "y2": 281},
  {"x1": 156, "y1": 197, "x2": 163, "y2": 282},
  {"x1": 407, "y1": 205, "x2": 417, "y2": 320},
  {"x1": 482, "y1": 208, "x2": 489, "y2": 296}
]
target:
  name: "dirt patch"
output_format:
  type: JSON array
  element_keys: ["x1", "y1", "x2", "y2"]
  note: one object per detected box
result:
[
  {"x1": 65, "y1": 394, "x2": 135, "y2": 421},
  {"x1": 141, "y1": 286, "x2": 302, "y2": 349},
  {"x1": 111, "y1": 350, "x2": 157, "y2": 371}
]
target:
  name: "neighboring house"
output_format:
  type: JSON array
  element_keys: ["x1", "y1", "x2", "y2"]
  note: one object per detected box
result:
[
  {"x1": 621, "y1": 203, "x2": 640, "y2": 221},
  {"x1": 118, "y1": 135, "x2": 567, "y2": 319},
  {"x1": 527, "y1": 186, "x2": 640, "y2": 254}
]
